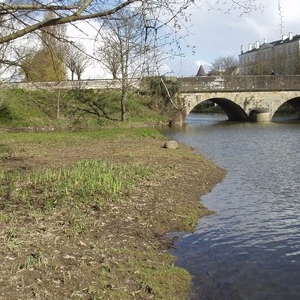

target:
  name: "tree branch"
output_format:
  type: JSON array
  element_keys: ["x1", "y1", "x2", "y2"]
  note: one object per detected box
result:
[{"x1": 0, "y1": 0, "x2": 138, "y2": 44}]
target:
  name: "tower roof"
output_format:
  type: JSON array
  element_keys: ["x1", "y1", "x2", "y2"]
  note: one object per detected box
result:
[{"x1": 196, "y1": 65, "x2": 206, "y2": 76}]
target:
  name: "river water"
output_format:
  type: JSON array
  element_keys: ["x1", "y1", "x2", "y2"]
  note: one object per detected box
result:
[{"x1": 162, "y1": 113, "x2": 300, "y2": 300}]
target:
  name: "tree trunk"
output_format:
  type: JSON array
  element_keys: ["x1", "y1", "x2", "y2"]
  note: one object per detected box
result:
[
  {"x1": 121, "y1": 87, "x2": 127, "y2": 121},
  {"x1": 57, "y1": 89, "x2": 60, "y2": 119}
]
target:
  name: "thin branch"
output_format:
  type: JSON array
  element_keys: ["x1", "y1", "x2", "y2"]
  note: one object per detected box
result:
[{"x1": 0, "y1": 0, "x2": 138, "y2": 44}]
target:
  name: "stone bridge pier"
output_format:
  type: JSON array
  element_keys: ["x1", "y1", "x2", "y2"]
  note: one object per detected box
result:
[{"x1": 175, "y1": 90, "x2": 300, "y2": 124}]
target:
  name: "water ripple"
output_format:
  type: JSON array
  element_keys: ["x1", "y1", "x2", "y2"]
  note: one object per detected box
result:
[{"x1": 165, "y1": 114, "x2": 300, "y2": 299}]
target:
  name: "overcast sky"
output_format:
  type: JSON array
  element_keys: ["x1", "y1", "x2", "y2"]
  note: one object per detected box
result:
[{"x1": 168, "y1": 0, "x2": 300, "y2": 76}]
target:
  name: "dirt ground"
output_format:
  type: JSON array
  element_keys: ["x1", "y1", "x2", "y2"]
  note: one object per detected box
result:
[{"x1": 0, "y1": 131, "x2": 225, "y2": 299}]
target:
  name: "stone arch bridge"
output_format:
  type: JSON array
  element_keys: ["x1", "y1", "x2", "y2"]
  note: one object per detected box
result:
[{"x1": 175, "y1": 75, "x2": 300, "y2": 123}]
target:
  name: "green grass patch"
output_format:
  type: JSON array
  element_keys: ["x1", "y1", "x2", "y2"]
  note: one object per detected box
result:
[
  {"x1": 0, "y1": 89, "x2": 58, "y2": 127},
  {"x1": 0, "y1": 88, "x2": 170, "y2": 129},
  {"x1": 80, "y1": 127, "x2": 165, "y2": 139},
  {"x1": 0, "y1": 159, "x2": 152, "y2": 210},
  {"x1": 0, "y1": 127, "x2": 164, "y2": 147}
]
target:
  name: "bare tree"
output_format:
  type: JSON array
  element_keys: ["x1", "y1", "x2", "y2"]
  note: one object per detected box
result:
[
  {"x1": 0, "y1": 1, "x2": 178, "y2": 44},
  {"x1": 0, "y1": 0, "x2": 195, "y2": 81},
  {"x1": 211, "y1": 55, "x2": 239, "y2": 74},
  {"x1": 97, "y1": 41, "x2": 121, "y2": 80},
  {"x1": 97, "y1": 10, "x2": 155, "y2": 121},
  {"x1": 0, "y1": 1, "x2": 262, "y2": 44},
  {"x1": 0, "y1": 0, "x2": 262, "y2": 83},
  {"x1": 65, "y1": 42, "x2": 90, "y2": 80},
  {"x1": 0, "y1": 15, "x2": 24, "y2": 81}
]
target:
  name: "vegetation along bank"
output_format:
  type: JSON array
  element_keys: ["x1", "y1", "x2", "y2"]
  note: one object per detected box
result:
[{"x1": 0, "y1": 89, "x2": 225, "y2": 299}]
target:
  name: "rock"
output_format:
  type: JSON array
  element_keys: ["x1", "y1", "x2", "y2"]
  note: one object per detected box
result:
[{"x1": 163, "y1": 140, "x2": 179, "y2": 149}]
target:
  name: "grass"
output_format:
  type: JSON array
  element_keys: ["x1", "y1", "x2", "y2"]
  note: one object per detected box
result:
[
  {"x1": 0, "y1": 126, "x2": 225, "y2": 299},
  {"x1": 0, "y1": 128, "x2": 166, "y2": 169},
  {"x1": 0, "y1": 86, "x2": 219, "y2": 298},
  {"x1": 1, "y1": 158, "x2": 152, "y2": 210},
  {"x1": 94, "y1": 248, "x2": 192, "y2": 299},
  {"x1": 0, "y1": 129, "x2": 159, "y2": 216},
  {"x1": 0, "y1": 127, "x2": 163, "y2": 145},
  {"x1": 0, "y1": 88, "x2": 170, "y2": 129},
  {"x1": 0, "y1": 89, "x2": 57, "y2": 127}
]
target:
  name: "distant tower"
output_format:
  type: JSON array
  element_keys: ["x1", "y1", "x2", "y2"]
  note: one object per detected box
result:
[{"x1": 196, "y1": 65, "x2": 206, "y2": 76}]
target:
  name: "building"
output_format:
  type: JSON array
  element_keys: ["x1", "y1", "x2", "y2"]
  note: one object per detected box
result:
[
  {"x1": 196, "y1": 65, "x2": 206, "y2": 76},
  {"x1": 239, "y1": 33, "x2": 300, "y2": 75}
]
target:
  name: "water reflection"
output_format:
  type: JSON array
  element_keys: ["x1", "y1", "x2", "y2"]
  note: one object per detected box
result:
[{"x1": 163, "y1": 114, "x2": 300, "y2": 300}]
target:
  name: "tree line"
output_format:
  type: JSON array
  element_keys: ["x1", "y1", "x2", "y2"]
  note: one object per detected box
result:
[{"x1": 0, "y1": 0, "x2": 263, "y2": 121}]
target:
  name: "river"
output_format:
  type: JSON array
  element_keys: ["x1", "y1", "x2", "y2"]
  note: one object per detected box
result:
[{"x1": 162, "y1": 113, "x2": 300, "y2": 300}]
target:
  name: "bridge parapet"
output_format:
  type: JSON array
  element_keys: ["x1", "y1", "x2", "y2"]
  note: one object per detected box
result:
[{"x1": 178, "y1": 75, "x2": 300, "y2": 92}]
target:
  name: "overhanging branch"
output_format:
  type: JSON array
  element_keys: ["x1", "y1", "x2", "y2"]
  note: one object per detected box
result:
[{"x1": 0, "y1": 0, "x2": 138, "y2": 44}]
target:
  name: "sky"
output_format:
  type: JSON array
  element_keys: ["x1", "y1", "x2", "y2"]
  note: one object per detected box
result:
[
  {"x1": 66, "y1": 0, "x2": 300, "y2": 79},
  {"x1": 169, "y1": 0, "x2": 300, "y2": 76}
]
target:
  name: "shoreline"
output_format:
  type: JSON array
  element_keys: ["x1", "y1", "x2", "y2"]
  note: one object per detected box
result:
[{"x1": 0, "y1": 129, "x2": 226, "y2": 299}]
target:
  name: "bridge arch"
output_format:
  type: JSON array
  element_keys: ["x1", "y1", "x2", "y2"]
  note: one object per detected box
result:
[
  {"x1": 270, "y1": 96, "x2": 300, "y2": 120},
  {"x1": 177, "y1": 89, "x2": 300, "y2": 124},
  {"x1": 192, "y1": 97, "x2": 248, "y2": 121}
]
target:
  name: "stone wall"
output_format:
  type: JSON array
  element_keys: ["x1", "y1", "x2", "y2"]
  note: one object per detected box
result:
[{"x1": 178, "y1": 75, "x2": 300, "y2": 92}]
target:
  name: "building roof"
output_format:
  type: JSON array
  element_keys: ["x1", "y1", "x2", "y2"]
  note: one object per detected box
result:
[
  {"x1": 240, "y1": 33, "x2": 300, "y2": 55},
  {"x1": 272, "y1": 34, "x2": 300, "y2": 47},
  {"x1": 224, "y1": 66, "x2": 239, "y2": 75},
  {"x1": 196, "y1": 65, "x2": 206, "y2": 76}
]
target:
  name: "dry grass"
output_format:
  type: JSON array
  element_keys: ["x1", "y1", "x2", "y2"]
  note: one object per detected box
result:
[{"x1": 0, "y1": 128, "x2": 225, "y2": 299}]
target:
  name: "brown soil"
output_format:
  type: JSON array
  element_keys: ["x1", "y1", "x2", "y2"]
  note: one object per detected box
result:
[{"x1": 0, "y1": 131, "x2": 225, "y2": 299}]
